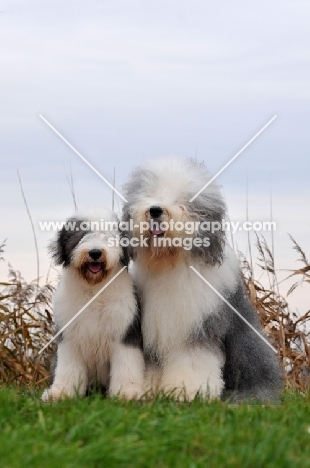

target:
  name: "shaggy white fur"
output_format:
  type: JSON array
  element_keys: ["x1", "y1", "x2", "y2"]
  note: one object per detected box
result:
[
  {"x1": 131, "y1": 244, "x2": 238, "y2": 399},
  {"x1": 123, "y1": 157, "x2": 283, "y2": 402},
  {"x1": 42, "y1": 209, "x2": 144, "y2": 401}
]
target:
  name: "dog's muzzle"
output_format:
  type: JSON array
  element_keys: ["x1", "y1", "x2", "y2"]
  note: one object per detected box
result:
[
  {"x1": 89, "y1": 249, "x2": 102, "y2": 260},
  {"x1": 149, "y1": 205, "x2": 163, "y2": 219},
  {"x1": 87, "y1": 249, "x2": 104, "y2": 274},
  {"x1": 149, "y1": 206, "x2": 165, "y2": 236}
]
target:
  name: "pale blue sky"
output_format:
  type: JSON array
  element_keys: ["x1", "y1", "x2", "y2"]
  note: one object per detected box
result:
[{"x1": 0, "y1": 0, "x2": 309, "y2": 312}]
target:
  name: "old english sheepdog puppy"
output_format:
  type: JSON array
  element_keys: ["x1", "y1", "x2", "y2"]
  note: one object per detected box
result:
[
  {"x1": 122, "y1": 157, "x2": 283, "y2": 402},
  {"x1": 42, "y1": 208, "x2": 144, "y2": 401}
]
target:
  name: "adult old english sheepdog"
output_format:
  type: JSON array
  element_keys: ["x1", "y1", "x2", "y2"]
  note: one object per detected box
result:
[
  {"x1": 122, "y1": 157, "x2": 283, "y2": 402},
  {"x1": 42, "y1": 209, "x2": 144, "y2": 401}
]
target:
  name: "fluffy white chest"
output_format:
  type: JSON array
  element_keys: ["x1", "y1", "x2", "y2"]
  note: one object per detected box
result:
[
  {"x1": 53, "y1": 270, "x2": 135, "y2": 364},
  {"x1": 137, "y1": 263, "x2": 215, "y2": 354},
  {"x1": 134, "y1": 247, "x2": 238, "y2": 355}
]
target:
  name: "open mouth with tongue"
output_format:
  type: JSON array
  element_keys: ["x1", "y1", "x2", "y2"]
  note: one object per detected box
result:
[
  {"x1": 87, "y1": 262, "x2": 102, "y2": 274},
  {"x1": 150, "y1": 228, "x2": 165, "y2": 237}
]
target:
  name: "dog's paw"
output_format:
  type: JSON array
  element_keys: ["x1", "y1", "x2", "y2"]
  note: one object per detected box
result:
[
  {"x1": 110, "y1": 382, "x2": 144, "y2": 400},
  {"x1": 160, "y1": 378, "x2": 224, "y2": 402},
  {"x1": 178, "y1": 386, "x2": 221, "y2": 402},
  {"x1": 41, "y1": 386, "x2": 71, "y2": 402},
  {"x1": 157, "y1": 385, "x2": 198, "y2": 402}
]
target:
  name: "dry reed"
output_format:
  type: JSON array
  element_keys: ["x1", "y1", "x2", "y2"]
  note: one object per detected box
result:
[
  {"x1": 0, "y1": 241, "x2": 55, "y2": 387},
  {"x1": 240, "y1": 235, "x2": 310, "y2": 390}
]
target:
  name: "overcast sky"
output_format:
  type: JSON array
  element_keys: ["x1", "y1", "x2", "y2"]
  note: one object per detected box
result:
[{"x1": 0, "y1": 0, "x2": 309, "y2": 312}]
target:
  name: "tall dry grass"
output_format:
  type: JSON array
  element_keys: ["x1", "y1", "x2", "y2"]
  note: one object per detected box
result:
[
  {"x1": 240, "y1": 235, "x2": 310, "y2": 390},
  {"x1": 0, "y1": 236, "x2": 309, "y2": 390},
  {"x1": 0, "y1": 241, "x2": 55, "y2": 387}
]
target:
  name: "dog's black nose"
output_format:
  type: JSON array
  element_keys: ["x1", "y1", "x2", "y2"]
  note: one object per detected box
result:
[
  {"x1": 89, "y1": 249, "x2": 102, "y2": 260},
  {"x1": 149, "y1": 206, "x2": 163, "y2": 218}
]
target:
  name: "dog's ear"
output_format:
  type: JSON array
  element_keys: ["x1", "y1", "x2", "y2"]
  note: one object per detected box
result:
[
  {"x1": 119, "y1": 205, "x2": 135, "y2": 261},
  {"x1": 187, "y1": 195, "x2": 226, "y2": 266},
  {"x1": 120, "y1": 203, "x2": 131, "y2": 235},
  {"x1": 49, "y1": 218, "x2": 89, "y2": 267},
  {"x1": 119, "y1": 245, "x2": 130, "y2": 268}
]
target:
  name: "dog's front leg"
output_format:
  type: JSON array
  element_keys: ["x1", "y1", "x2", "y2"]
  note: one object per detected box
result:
[
  {"x1": 109, "y1": 344, "x2": 145, "y2": 400},
  {"x1": 42, "y1": 341, "x2": 87, "y2": 401},
  {"x1": 160, "y1": 347, "x2": 224, "y2": 401}
]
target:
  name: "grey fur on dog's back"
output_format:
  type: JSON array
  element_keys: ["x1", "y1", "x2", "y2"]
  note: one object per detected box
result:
[
  {"x1": 222, "y1": 280, "x2": 283, "y2": 401},
  {"x1": 199, "y1": 277, "x2": 283, "y2": 402}
]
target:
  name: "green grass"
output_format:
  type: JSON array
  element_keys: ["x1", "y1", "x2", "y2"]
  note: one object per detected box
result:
[{"x1": 0, "y1": 388, "x2": 309, "y2": 468}]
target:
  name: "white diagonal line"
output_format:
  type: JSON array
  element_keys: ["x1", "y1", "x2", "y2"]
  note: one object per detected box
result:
[
  {"x1": 38, "y1": 266, "x2": 127, "y2": 355},
  {"x1": 39, "y1": 114, "x2": 128, "y2": 203},
  {"x1": 190, "y1": 115, "x2": 277, "y2": 202},
  {"x1": 190, "y1": 266, "x2": 277, "y2": 353}
]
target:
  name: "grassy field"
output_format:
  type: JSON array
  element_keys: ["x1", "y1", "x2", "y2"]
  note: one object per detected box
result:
[{"x1": 0, "y1": 388, "x2": 309, "y2": 468}]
